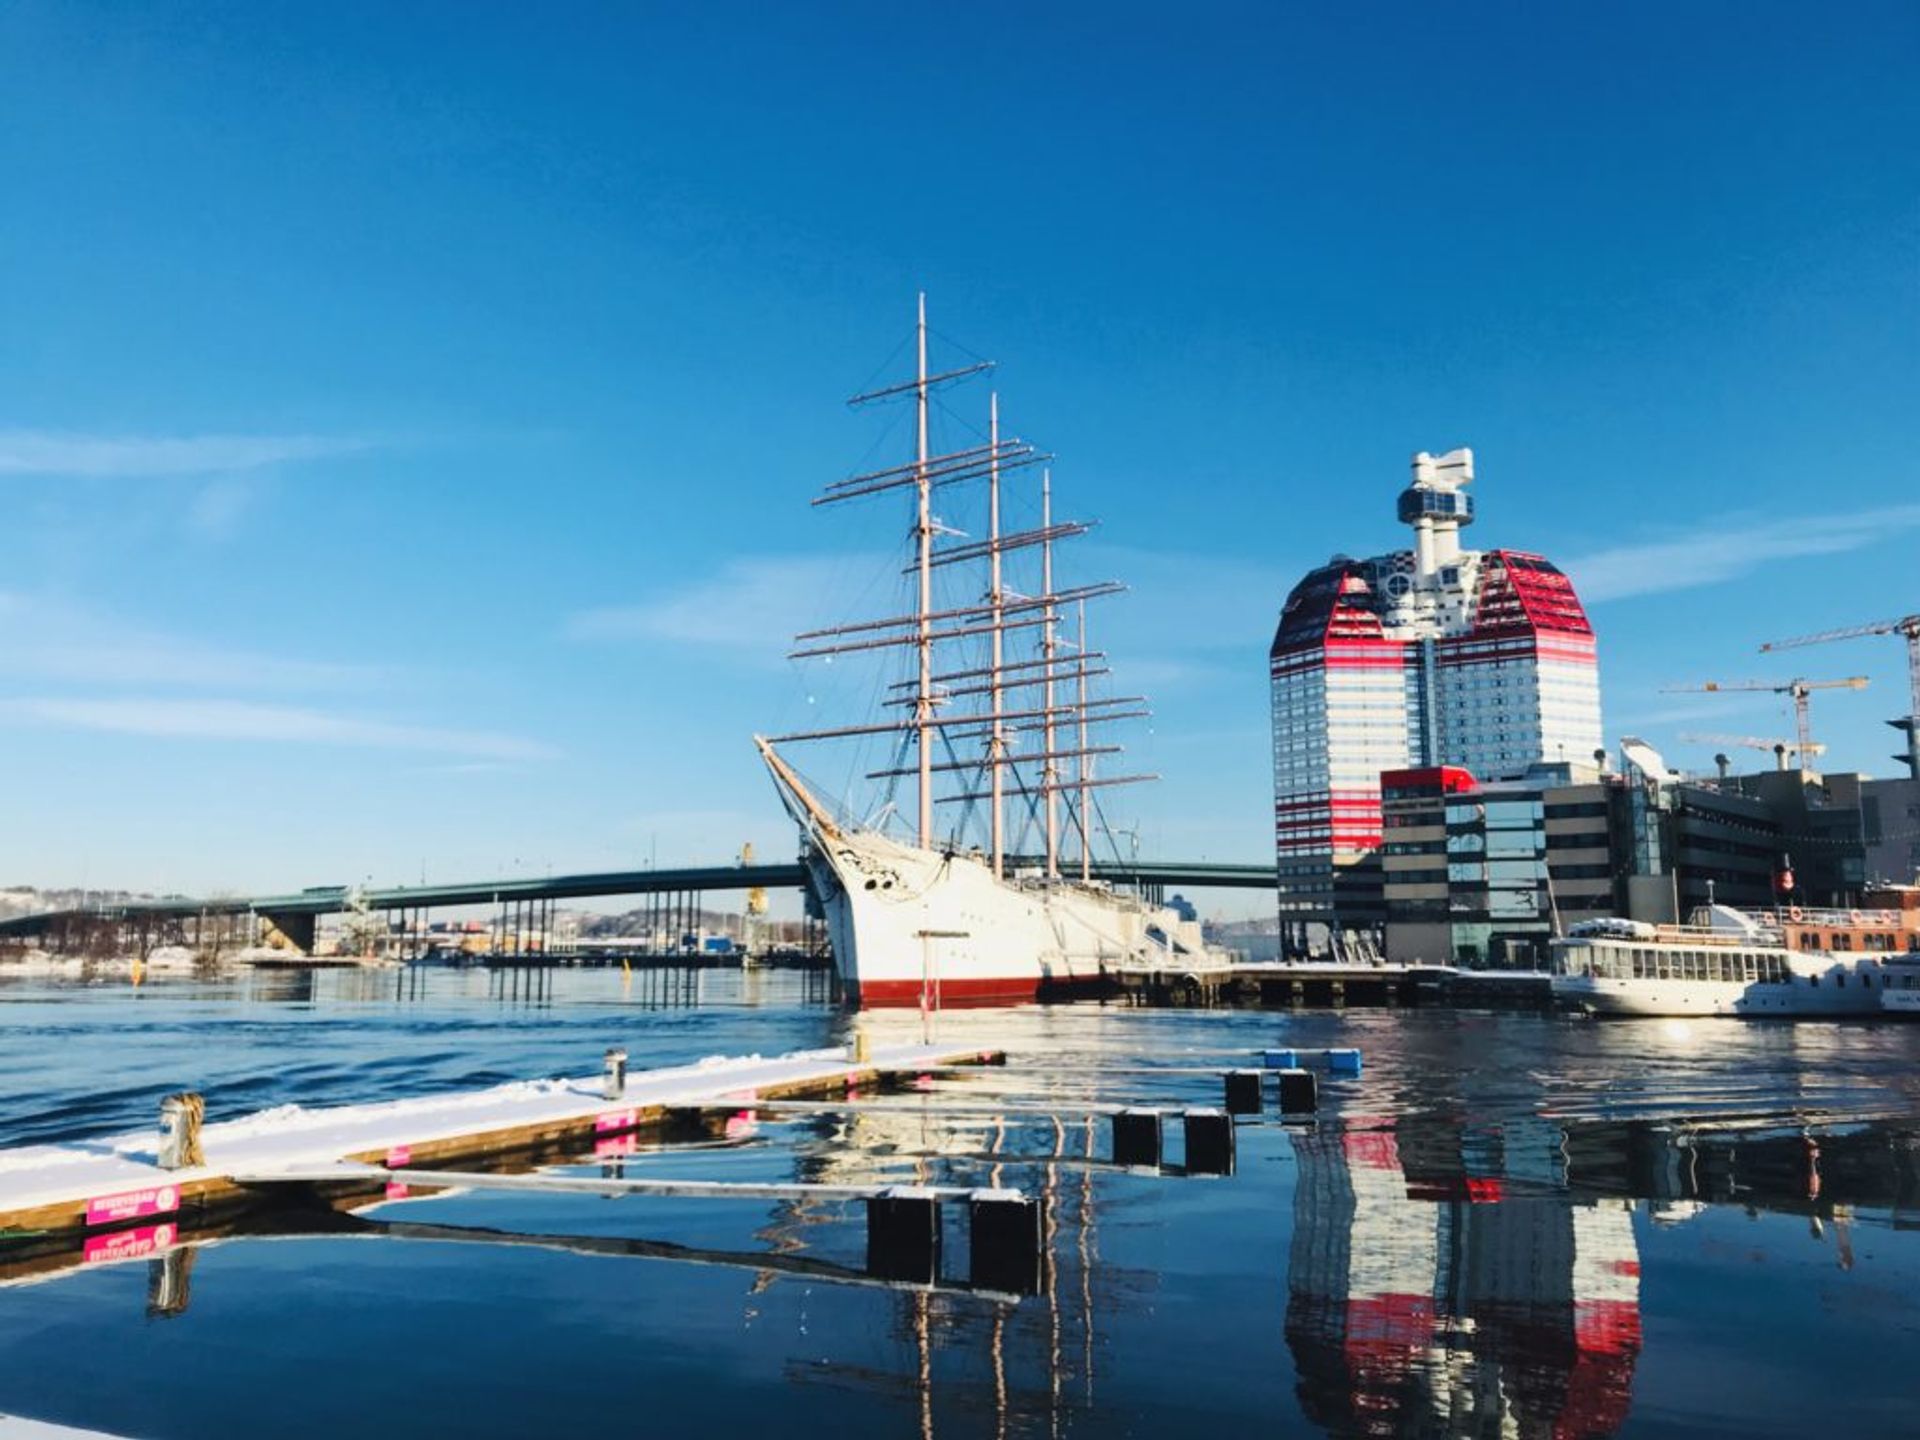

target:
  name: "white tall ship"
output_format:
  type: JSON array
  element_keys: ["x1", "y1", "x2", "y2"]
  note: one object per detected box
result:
[{"x1": 757, "y1": 298, "x2": 1226, "y2": 1006}]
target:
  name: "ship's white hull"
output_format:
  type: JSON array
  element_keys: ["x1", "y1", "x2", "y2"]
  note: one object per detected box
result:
[
  {"x1": 1551, "y1": 973, "x2": 1882, "y2": 1018},
  {"x1": 803, "y1": 826, "x2": 1220, "y2": 1006}
]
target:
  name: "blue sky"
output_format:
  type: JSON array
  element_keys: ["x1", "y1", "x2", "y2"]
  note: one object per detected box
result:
[{"x1": 1, "y1": 2, "x2": 1914, "y2": 908}]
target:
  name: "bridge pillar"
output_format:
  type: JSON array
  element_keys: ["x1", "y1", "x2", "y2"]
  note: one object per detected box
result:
[{"x1": 258, "y1": 911, "x2": 315, "y2": 955}]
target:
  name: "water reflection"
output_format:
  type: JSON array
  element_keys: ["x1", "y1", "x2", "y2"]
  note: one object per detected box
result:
[
  {"x1": 1288, "y1": 1126, "x2": 1639, "y2": 1438},
  {"x1": 1284, "y1": 1107, "x2": 1918, "y2": 1439}
]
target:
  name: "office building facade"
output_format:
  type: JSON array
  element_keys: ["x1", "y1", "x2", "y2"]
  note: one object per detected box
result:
[{"x1": 1272, "y1": 449, "x2": 1603, "y2": 932}]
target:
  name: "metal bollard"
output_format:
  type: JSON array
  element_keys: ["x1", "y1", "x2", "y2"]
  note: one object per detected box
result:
[
  {"x1": 1183, "y1": 1108, "x2": 1235, "y2": 1176},
  {"x1": 1111, "y1": 1107, "x2": 1164, "y2": 1168},
  {"x1": 968, "y1": 1188, "x2": 1043, "y2": 1295},
  {"x1": 602, "y1": 1047, "x2": 628, "y2": 1100},
  {"x1": 1225, "y1": 1069, "x2": 1264, "y2": 1116},
  {"x1": 1277, "y1": 1067, "x2": 1319, "y2": 1117},
  {"x1": 158, "y1": 1092, "x2": 205, "y2": 1171},
  {"x1": 867, "y1": 1185, "x2": 942, "y2": 1282}
]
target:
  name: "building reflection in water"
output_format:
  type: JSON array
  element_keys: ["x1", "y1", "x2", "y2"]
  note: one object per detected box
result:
[{"x1": 1287, "y1": 1119, "x2": 1640, "y2": 1439}]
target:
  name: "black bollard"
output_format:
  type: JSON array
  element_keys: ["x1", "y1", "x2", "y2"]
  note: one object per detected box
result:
[
  {"x1": 1225, "y1": 1069, "x2": 1264, "y2": 1116},
  {"x1": 1277, "y1": 1067, "x2": 1318, "y2": 1117},
  {"x1": 968, "y1": 1188, "x2": 1043, "y2": 1295},
  {"x1": 1183, "y1": 1107, "x2": 1236, "y2": 1175},
  {"x1": 1111, "y1": 1107, "x2": 1164, "y2": 1168},
  {"x1": 867, "y1": 1186, "x2": 942, "y2": 1282}
]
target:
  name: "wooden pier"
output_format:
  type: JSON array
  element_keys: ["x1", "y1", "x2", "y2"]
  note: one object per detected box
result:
[{"x1": 0, "y1": 1042, "x2": 1002, "y2": 1245}]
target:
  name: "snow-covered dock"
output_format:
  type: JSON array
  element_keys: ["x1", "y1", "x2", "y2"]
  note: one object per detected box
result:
[{"x1": 0, "y1": 1041, "x2": 1002, "y2": 1239}]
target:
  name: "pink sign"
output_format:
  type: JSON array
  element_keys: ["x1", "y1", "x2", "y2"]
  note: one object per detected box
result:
[
  {"x1": 385, "y1": 1143, "x2": 413, "y2": 1168},
  {"x1": 84, "y1": 1184, "x2": 180, "y2": 1227},
  {"x1": 83, "y1": 1222, "x2": 177, "y2": 1265},
  {"x1": 723, "y1": 1111, "x2": 759, "y2": 1141},
  {"x1": 384, "y1": 1182, "x2": 411, "y2": 1200},
  {"x1": 593, "y1": 1133, "x2": 636, "y2": 1158},
  {"x1": 594, "y1": 1109, "x2": 637, "y2": 1134}
]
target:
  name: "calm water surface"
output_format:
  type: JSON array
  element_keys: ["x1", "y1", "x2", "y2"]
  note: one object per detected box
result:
[{"x1": 1, "y1": 967, "x2": 1917, "y2": 1438}]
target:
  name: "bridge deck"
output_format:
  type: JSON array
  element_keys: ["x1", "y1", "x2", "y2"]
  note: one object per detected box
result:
[{"x1": 0, "y1": 856, "x2": 1277, "y2": 937}]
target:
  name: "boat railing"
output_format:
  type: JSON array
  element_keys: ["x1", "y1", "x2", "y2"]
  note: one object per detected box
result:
[
  {"x1": 1653, "y1": 923, "x2": 1781, "y2": 946},
  {"x1": 1763, "y1": 904, "x2": 1908, "y2": 929}
]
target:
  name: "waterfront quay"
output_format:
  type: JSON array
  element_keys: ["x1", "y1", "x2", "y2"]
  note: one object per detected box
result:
[{"x1": 1094, "y1": 961, "x2": 1552, "y2": 1010}]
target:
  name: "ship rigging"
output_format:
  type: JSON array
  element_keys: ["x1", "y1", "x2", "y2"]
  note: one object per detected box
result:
[{"x1": 769, "y1": 294, "x2": 1153, "y2": 882}]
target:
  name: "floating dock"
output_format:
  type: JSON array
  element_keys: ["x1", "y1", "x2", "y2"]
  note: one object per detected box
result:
[{"x1": 0, "y1": 1042, "x2": 1001, "y2": 1243}]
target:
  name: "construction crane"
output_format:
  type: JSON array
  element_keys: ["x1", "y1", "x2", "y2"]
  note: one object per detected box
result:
[
  {"x1": 1678, "y1": 732, "x2": 1826, "y2": 773},
  {"x1": 1761, "y1": 615, "x2": 1920, "y2": 775},
  {"x1": 1661, "y1": 676, "x2": 1868, "y2": 763},
  {"x1": 738, "y1": 842, "x2": 768, "y2": 963}
]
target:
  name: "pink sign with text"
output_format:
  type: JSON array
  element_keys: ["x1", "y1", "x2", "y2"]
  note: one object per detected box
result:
[
  {"x1": 84, "y1": 1184, "x2": 180, "y2": 1227},
  {"x1": 594, "y1": 1109, "x2": 637, "y2": 1133},
  {"x1": 83, "y1": 1222, "x2": 177, "y2": 1265}
]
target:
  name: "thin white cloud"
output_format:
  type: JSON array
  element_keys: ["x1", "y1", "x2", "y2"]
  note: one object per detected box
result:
[
  {"x1": 185, "y1": 477, "x2": 257, "y2": 539},
  {"x1": 1607, "y1": 697, "x2": 1779, "y2": 728},
  {"x1": 0, "y1": 696, "x2": 558, "y2": 761},
  {"x1": 1565, "y1": 504, "x2": 1920, "y2": 603},
  {"x1": 0, "y1": 429, "x2": 374, "y2": 478},
  {"x1": 568, "y1": 556, "x2": 873, "y2": 649},
  {"x1": 1076, "y1": 543, "x2": 1289, "y2": 652},
  {"x1": 0, "y1": 591, "x2": 382, "y2": 691}
]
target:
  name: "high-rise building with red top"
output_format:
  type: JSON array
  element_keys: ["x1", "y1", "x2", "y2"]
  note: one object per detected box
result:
[{"x1": 1270, "y1": 449, "x2": 1602, "y2": 928}]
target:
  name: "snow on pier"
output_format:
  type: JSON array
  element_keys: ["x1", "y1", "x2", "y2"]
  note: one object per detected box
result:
[{"x1": 0, "y1": 1041, "x2": 1002, "y2": 1238}]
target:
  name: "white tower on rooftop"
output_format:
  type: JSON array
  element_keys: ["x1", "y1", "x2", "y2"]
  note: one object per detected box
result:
[{"x1": 1400, "y1": 447, "x2": 1475, "y2": 580}]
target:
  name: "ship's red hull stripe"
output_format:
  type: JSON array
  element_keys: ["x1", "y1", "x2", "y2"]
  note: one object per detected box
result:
[{"x1": 854, "y1": 973, "x2": 1109, "y2": 1008}]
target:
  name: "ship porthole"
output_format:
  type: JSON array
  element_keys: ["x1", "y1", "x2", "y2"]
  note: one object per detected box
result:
[{"x1": 864, "y1": 880, "x2": 877, "y2": 891}]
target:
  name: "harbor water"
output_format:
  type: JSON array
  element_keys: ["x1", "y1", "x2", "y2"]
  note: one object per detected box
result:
[{"x1": 2, "y1": 968, "x2": 1917, "y2": 1438}]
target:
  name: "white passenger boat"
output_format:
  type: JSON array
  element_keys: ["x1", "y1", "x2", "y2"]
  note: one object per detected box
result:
[
  {"x1": 1550, "y1": 902, "x2": 1920, "y2": 1018},
  {"x1": 757, "y1": 298, "x2": 1230, "y2": 1006}
]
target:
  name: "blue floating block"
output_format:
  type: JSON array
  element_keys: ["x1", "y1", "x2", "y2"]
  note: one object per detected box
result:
[
  {"x1": 1263, "y1": 1048, "x2": 1298, "y2": 1069},
  {"x1": 1326, "y1": 1048, "x2": 1363, "y2": 1076}
]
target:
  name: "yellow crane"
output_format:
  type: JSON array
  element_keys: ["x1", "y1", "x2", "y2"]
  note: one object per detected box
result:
[
  {"x1": 1761, "y1": 615, "x2": 1920, "y2": 775},
  {"x1": 1661, "y1": 676, "x2": 1868, "y2": 763},
  {"x1": 738, "y1": 843, "x2": 767, "y2": 962}
]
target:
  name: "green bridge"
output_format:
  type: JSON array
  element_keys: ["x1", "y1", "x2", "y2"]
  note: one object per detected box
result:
[{"x1": 0, "y1": 856, "x2": 1277, "y2": 952}]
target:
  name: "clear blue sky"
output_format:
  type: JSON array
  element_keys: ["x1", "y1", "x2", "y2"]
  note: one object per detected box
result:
[{"x1": 1, "y1": 2, "x2": 1914, "y2": 906}]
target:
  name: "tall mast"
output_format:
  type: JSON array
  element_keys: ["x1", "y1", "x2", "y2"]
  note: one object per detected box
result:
[
  {"x1": 914, "y1": 293, "x2": 933, "y2": 849},
  {"x1": 1042, "y1": 468, "x2": 1059, "y2": 877},
  {"x1": 1077, "y1": 599, "x2": 1091, "y2": 883},
  {"x1": 988, "y1": 392, "x2": 1005, "y2": 878}
]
